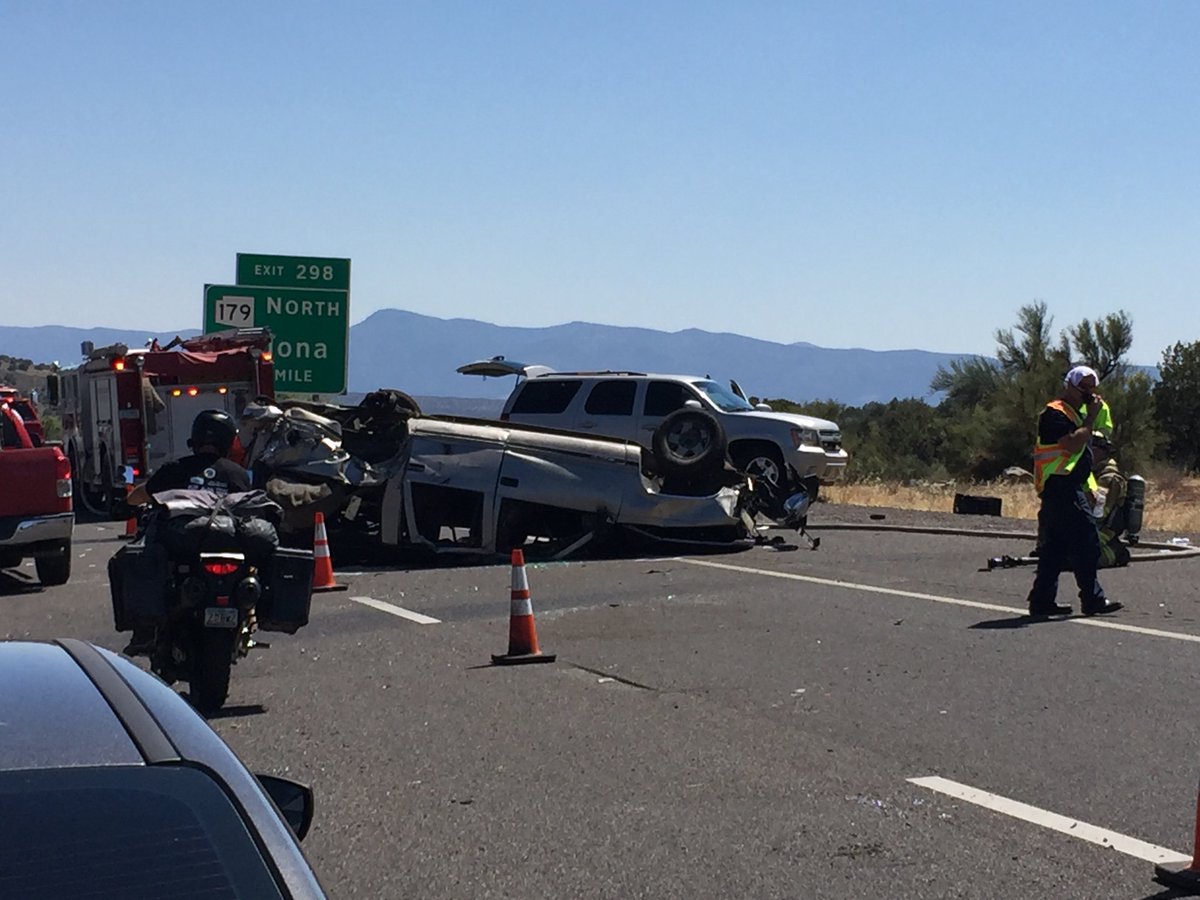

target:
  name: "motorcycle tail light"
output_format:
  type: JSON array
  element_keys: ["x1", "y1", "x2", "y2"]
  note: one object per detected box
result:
[{"x1": 203, "y1": 561, "x2": 240, "y2": 576}]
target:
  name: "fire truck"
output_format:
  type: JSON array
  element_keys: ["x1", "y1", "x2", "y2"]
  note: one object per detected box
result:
[{"x1": 49, "y1": 329, "x2": 274, "y2": 516}]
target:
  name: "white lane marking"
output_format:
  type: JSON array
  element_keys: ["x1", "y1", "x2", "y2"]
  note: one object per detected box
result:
[
  {"x1": 909, "y1": 775, "x2": 1190, "y2": 864},
  {"x1": 677, "y1": 557, "x2": 1200, "y2": 645},
  {"x1": 350, "y1": 595, "x2": 441, "y2": 625}
]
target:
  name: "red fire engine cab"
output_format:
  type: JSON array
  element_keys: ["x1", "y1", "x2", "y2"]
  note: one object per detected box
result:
[{"x1": 49, "y1": 329, "x2": 274, "y2": 516}]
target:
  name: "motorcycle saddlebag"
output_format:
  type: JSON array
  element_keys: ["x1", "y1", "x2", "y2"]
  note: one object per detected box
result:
[
  {"x1": 108, "y1": 543, "x2": 169, "y2": 631},
  {"x1": 258, "y1": 547, "x2": 314, "y2": 634}
]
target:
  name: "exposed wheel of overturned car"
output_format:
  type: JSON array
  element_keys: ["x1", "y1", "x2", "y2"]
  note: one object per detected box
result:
[{"x1": 651, "y1": 409, "x2": 727, "y2": 483}]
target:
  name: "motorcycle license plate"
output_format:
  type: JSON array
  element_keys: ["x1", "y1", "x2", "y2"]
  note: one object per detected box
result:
[{"x1": 203, "y1": 607, "x2": 240, "y2": 629}]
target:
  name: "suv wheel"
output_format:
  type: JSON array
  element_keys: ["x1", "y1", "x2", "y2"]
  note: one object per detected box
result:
[
  {"x1": 732, "y1": 445, "x2": 788, "y2": 488},
  {"x1": 651, "y1": 409, "x2": 726, "y2": 481}
]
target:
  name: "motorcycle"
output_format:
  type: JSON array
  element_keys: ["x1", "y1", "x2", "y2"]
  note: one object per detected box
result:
[
  {"x1": 151, "y1": 548, "x2": 262, "y2": 712},
  {"x1": 110, "y1": 488, "x2": 313, "y2": 714}
]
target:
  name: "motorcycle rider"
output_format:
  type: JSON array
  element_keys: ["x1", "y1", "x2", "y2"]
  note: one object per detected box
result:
[
  {"x1": 123, "y1": 410, "x2": 251, "y2": 655},
  {"x1": 127, "y1": 410, "x2": 251, "y2": 506}
]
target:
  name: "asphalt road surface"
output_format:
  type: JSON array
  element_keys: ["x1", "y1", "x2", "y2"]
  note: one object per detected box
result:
[{"x1": 4, "y1": 511, "x2": 1200, "y2": 899}]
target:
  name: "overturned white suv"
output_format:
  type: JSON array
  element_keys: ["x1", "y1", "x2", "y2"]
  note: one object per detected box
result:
[
  {"x1": 458, "y1": 359, "x2": 848, "y2": 489},
  {"x1": 240, "y1": 390, "x2": 814, "y2": 562}
]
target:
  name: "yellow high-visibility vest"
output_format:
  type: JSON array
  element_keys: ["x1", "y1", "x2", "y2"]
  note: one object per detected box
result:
[{"x1": 1033, "y1": 399, "x2": 1087, "y2": 494}]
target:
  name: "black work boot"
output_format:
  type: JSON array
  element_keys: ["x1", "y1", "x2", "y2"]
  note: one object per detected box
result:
[
  {"x1": 1028, "y1": 600, "x2": 1072, "y2": 618},
  {"x1": 1082, "y1": 600, "x2": 1123, "y2": 616}
]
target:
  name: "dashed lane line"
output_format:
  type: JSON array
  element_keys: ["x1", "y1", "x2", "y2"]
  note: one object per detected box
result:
[
  {"x1": 909, "y1": 775, "x2": 1189, "y2": 865},
  {"x1": 677, "y1": 557, "x2": 1200, "y2": 645},
  {"x1": 349, "y1": 596, "x2": 441, "y2": 625}
]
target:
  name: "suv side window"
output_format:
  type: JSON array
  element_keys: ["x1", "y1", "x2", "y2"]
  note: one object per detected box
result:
[
  {"x1": 584, "y1": 381, "x2": 636, "y2": 416},
  {"x1": 510, "y1": 381, "x2": 581, "y2": 414},
  {"x1": 644, "y1": 381, "x2": 693, "y2": 417}
]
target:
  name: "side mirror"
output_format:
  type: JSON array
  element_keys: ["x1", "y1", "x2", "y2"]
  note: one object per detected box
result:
[
  {"x1": 683, "y1": 399, "x2": 702, "y2": 410},
  {"x1": 81, "y1": 340, "x2": 94, "y2": 357},
  {"x1": 46, "y1": 375, "x2": 61, "y2": 407},
  {"x1": 753, "y1": 402, "x2": 773, "y2": 412},
  {"x1": 256, "y1": 774, "x2": 315, "y2": 841}
]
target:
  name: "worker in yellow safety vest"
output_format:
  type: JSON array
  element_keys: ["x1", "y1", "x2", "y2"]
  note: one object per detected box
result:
[{"x1": 1026, "y1": 366, "x2": 1123, "y2": 617}]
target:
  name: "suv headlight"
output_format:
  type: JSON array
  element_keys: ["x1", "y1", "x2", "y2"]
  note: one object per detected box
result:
[{"x1": 790, "y1": 427, "x2": 819, "y2": 449}]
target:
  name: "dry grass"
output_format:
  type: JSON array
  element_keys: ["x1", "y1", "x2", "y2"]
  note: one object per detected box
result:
[{"x1": 825, "y1": 473, "x2": 1200, "y2": 535}]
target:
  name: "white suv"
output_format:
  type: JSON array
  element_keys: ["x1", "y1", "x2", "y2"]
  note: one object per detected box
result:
[{"x1": 457, "y1": 359, "x2": 848, "y2": 487}]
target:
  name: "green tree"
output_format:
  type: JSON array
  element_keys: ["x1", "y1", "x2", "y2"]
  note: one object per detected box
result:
[
  {"x1": 1066, "y1": 311, "x2": 1134, "y2": 382},
  {"x1": 1152, "y1": 340, "x2": 1200, "y2": 471},
  {"x1": 931, "y1": 301, "x2": 1068, "y2": 478}
]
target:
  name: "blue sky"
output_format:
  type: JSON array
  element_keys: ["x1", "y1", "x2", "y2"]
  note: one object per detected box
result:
[{"x1": 2, "y1": 1, "x2": 1196, "y2": 365}]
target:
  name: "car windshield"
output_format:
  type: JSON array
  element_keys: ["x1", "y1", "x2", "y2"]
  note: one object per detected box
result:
[
  {"x1": 692, "y1": 380, "x2": 755, "y2": 413},
  {"x1": 0, "y1": 765, "x2": 286, "y2": 899}
]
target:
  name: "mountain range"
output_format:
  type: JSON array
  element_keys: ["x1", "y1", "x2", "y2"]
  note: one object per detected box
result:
[{"x1": 0, "y1": 309, "x2": 976, "y2": 407}]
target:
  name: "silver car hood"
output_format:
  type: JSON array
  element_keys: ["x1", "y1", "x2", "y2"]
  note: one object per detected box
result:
[{"x1": 732, "y1": 409, "x2": 840, "y2": 431}]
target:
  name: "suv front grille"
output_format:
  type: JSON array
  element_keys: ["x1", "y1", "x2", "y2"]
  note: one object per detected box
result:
[{"x1": 819, "y1": 430, "x2": 842, "y2": 452}]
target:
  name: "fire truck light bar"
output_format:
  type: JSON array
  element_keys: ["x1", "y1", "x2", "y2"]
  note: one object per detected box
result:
[{"x1": 170, "y1": 385, "x2": 232, "y2": 397}]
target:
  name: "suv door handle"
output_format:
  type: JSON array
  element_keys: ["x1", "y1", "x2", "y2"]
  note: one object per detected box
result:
[{"x1": 576, "y1": 421, "x2": 597, "y2": 429}]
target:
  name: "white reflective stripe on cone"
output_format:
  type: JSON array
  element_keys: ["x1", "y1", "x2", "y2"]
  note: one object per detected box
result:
[{"x1": 511, "y1": 566, "x2": 529, "y2": 592}]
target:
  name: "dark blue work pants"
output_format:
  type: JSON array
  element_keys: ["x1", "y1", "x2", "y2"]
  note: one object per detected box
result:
[{"x1": 1027, "y1": 478, "x2": 1107, "y2": 608}]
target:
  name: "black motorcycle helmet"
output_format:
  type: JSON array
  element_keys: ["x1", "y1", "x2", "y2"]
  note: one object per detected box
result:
[{"x1": 189, "y1": 409, "x2": 238, "y2": 455}]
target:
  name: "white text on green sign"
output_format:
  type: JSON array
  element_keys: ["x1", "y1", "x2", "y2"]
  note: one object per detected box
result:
[
  {"x1": 203, "y1": 284, "x2": 349, "y2": 393},
  {"x1": 236, "y1": 253, "x2": 350, "y2": 292}
]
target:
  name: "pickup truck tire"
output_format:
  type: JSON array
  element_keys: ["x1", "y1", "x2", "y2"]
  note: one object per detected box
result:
[
  {"x1": 35, "y1": 539, "x2": 72, "y2": 586},
  {"x1": 651, "y1": 409, "x2": 726, "y2": 481}
]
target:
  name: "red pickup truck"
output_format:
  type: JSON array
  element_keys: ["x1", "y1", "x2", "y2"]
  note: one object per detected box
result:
[{"x1": 0, "y1": 402, "x2": 73, "y2": 585}]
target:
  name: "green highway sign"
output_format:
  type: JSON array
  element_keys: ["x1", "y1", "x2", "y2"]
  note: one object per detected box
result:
[
  {"x1": 203, "y1": 284, "x2": 349, "y2": 394},
  {"x1": 236, "y1": 253, "x2": 351, "y2": 292}
]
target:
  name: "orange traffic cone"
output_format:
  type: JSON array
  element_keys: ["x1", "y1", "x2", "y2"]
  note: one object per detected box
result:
[
  {"x1": 1154, "y1": 779, "x2": 1200, "y2": 889},
  {"x1": 492, "y1": 549, "x2": 555, "y2": 665},
  {"x1": 119, "y1": 484, "x2": 137, "y2": 540},
  {"x1": 311, "y1": 511, "x2": 348, "y2": 593}
]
